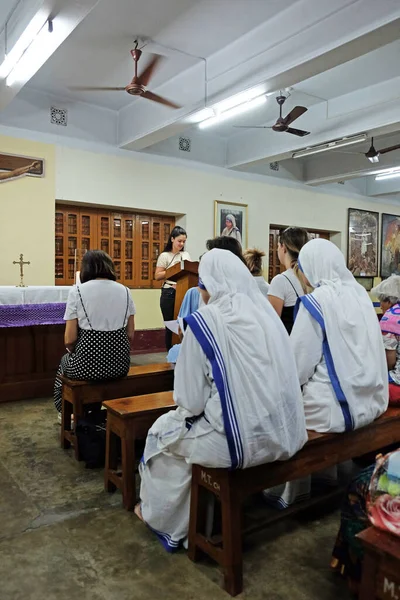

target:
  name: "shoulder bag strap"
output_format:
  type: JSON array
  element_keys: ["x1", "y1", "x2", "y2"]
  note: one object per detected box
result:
[
  {"x1": 123, "y1": 287, "x2": 130, "y2": 328},
  {"x1": 282, "y1": 273, "x2": 300, "y2": 298},
  {"x1": 76, "y1": 285, "x2": 93, "y2": 330}
]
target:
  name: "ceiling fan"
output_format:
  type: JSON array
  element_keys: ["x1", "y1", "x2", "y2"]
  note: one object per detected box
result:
[
  {"x1": 234, "y1": 95, "x2": 310, "y2": 137},
  {"x1": 70, "y1": 41, "x2": 181, "y2": 109},
  {"x1": 345, "y1": 137, "x2": 400, "y2": 163}
]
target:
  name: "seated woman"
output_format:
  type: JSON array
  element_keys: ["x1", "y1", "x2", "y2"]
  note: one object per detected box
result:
[
  {"x1": 371, "y1": 275, "x2": 400, "y2": 405},
  {"x1": 135, "y1": 249, "x2": 308, "y2": 550},
  {"x1": 268, "y1": 227, "x2": 309, "y2": 333},
  {"x1": 166, "y1": 236, "x2": 247, "y2": 363},
  {"x1": 54, "y1": 250, "x2": 136, "y2": 415},
  {"x1": 205, "y1": 235, "x2": 246, "y2": 263},
  {"x1": 243, "y1": 248, "x2": 269, "y2": 297},
  {"x1": 264, "y1": 239, "x2": 388, "y2": 508}
]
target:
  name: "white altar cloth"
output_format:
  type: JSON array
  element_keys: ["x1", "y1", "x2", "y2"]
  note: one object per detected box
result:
[{"x1": 0, "y1": 286, "x2": 71, "y2": 306}]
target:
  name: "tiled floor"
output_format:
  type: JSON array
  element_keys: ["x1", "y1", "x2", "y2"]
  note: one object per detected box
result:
[{"x1": 0, "y1": 353, "x2": 352, "y2": 600}]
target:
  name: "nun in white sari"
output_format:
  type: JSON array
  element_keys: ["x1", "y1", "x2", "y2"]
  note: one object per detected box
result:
[
  {"x1": 265, "y1": 238, "x2": 388, "y2": 508},
  {"x1": 137, "y1": 249, "x2": 308, "y2": 551}
]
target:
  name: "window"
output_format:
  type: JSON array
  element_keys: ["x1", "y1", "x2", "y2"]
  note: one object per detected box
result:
[
  {"x1": 55, "y1": 204, "x2": 175, "y2": 288},
  {"x1": 268, "y1": 225, "x2": 330, "y2": 281}
]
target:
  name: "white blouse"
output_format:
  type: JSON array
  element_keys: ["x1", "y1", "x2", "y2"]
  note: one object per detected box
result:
[{"x1": 64, "y1": 280, "x2": 136, "y2": 331}]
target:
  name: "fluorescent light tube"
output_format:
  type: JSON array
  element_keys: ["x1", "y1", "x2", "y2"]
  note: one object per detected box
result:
[
  {"x1": 187, "y1": 107, "x2": 215, "y2": 124},
  {"x1": 375, "y1": 169, "x2": 400, "y2": 181},
  {"x1": 0, "y1": 14, "x2": 48, "y2": 79},
  {"x1": 199, "y1": 95, "x2": 267, "y2": 129},
  {"x1": 215, "y1": 87, "x2": 266, "y2": 113},
  {"x1": 6, "y1": 20, "x2": 53, "y2": 86},
  {"x1": 292, "y1": 134, "x2": 367, "y2": 158}
]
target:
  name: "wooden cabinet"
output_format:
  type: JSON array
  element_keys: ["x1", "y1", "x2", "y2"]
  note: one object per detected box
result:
[
  {"x1": 268, "y1": 225, "x2": 330, "y2": 281},
  {"x1": 55, "y1": 205, "x2": 175, "y2": 288}
]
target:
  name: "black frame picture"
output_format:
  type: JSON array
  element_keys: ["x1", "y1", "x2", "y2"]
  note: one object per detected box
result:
[
  {"x1": 381, "y1": 213, "x2": 400, "y2": 278},
  {"x1": 214, "y1": 200, "x2": 248, "y2": 248},
  {"x1": 347, "y1": 208, "x2": 379, "y2": 277}
]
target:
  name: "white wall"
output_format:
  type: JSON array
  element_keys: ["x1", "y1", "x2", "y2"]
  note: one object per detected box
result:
[
  {"x1": 143, "y1": 130, "x2": 227, "y2": 168},
  {"x1": 56, "y1": 144, "x2": 400, "y2": 264}
]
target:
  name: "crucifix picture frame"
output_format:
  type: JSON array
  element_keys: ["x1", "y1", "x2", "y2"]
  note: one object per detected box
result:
[{"x1": 0, "y1": 152, "x2": 44, "y2": 183}]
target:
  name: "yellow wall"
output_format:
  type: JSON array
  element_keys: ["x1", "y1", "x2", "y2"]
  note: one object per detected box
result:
[
  {"x1": 132, "y1": 289, "x2": 163, "y2": 329},
  {"x1": 0, "y1": 136, "x2": 55, "y2": 286}
]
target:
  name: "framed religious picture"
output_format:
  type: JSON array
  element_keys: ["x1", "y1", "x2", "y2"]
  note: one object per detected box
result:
[
  {"x1": 347, "y1": 208, "x2": 379, "y2": 277},
  {"x1": 214, "y1": 200, "x2": 248, "y2": 248},
  {"x1": 381, "y1": 213, "x2": 400, "y2": 278}
]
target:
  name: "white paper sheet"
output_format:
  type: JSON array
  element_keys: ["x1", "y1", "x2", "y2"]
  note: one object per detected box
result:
[{"x1": 164, "y1": 320, "x2": 180, "y2": 334}]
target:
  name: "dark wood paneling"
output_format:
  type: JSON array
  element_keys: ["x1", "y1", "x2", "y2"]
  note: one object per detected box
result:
[{"x1": 0, "y1": 325, "x2": 65, "y2": 402}]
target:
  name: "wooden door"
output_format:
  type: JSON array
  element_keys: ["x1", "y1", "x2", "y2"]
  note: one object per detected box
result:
[
  {"x1": 268, "y1": 226, "x2": 331, "y2": 281},
  {"x1": 135, "y1": 215, "x2": 151, "y2": 287},
  {"x1": 111, "y1": 213, "x2": 123, "y2": 282},
  {"x1": 123, "y1": 214, "x2": 135, "y2": 286},
  {"x1": 98, "y1": 212, "x2": 111, "y2": 256},
  {"x1": 269, "y1": 228, "x2": 283, "y2": 281},
  {"x1": 151, "y1": 216, "x2": 163, "y2": 289},
  {"x1": 79, "y1": 208, "x2": 97, "y2": 261},
  {"x1": 66, "y1": 208, "x2": 80, "y2": 284},
  {"x1": 55, "y1": 209, "x2": 66, "y2": 285}
]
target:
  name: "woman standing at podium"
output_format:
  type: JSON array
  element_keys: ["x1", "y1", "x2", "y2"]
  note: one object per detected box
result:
[{"x1": 155, "y1": 226, "x2": 191, "y2": 350}]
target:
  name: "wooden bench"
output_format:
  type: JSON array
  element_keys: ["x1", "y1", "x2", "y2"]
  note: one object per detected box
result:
[
  {"x1": 61, "y1": 363, "x2": 174, "y2": 460},
  {"x1": 188, "y1": 407, "x2": 400, "y2": 597},
  {"x1": 357, "y1": 527, "x2": 400, "y2": 600},
  {"x1": 103, "y1": 391, "x2": 176, "y2": 510}
]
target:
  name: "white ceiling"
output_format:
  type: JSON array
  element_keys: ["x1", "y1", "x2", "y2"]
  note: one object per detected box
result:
[
  {"x1": 295, "y1": 39, "x2": 400, "y2": 101},
  {"x1": 0, "y1": 0, "x2": 400, "y2": 196},
  {"x1": 27, "y1": 0, "x2": 299, "y2": 111},
  {"x1": 0, "y1": 0, "x2": 18, "y2": 32}
]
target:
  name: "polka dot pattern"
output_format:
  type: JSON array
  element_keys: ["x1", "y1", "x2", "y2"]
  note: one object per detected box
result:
[
  {"x1": 54, "y1": 286, "x2": 131, "y2": 412},
  {"x1": 54, "y1": 328, "x2": 131, "y2": 412}
]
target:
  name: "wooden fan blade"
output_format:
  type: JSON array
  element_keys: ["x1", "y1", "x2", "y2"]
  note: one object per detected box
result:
[
  {"x1": 69, "y1": 86, "x2": 126, "y2": 91},
  {"x1": 137, "y1": 55, "x2": 162, "y2": 86},
  {"x1": 233, "y1": 126, "x2": 272, "y2": 129},
  {"x1": 379, "y1": 144, "x2": 400, "y2": 155},
  {"x1": 286, "y1": 127, "x2": 310, "y2": 137},
  {"x1": 142, "y1": 90, "x2": 181, "y2": 109},
  {"x1": 282, "y1": 106, "x2": 307, "y2": 126}
]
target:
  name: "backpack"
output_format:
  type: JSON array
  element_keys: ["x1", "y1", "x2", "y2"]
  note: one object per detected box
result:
[{"x1": 75, "y1": 410, "x2": 107, "y2": 469}]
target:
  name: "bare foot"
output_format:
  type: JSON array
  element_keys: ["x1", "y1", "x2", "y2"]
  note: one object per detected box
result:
[{"x1": 134, "y1": 503, "x2": 144, "y2": 522}]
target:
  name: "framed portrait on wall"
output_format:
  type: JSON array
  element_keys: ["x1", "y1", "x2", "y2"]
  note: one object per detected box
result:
[
  {"x1": 347, "y1": 208, "x2": 379, "y2": 277},
  {"x1": 214, "y1": 200, "x2": 248, "y2": 248},
  {"x1": 381, "y1": 213, "x2": 400, "y2": 278}
]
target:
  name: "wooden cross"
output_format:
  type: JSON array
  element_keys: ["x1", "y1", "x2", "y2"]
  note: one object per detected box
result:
[{"x1": 12, "y1": 254, "x2": 30, "y2": 287}]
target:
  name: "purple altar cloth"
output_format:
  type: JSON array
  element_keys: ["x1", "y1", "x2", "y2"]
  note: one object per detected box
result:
[{"x1": 0, "y1": 303, "x2": 66, "y2": 328}]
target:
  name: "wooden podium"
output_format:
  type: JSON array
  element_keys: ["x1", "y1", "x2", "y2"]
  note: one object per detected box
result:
[{"x1": 165, "y1": 260, "x2": 199, "y2": 320}]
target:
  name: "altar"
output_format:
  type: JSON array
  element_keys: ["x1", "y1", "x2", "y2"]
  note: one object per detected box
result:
[{"x1": 0, "y1": 286, "x2": 71, "y2": 402}]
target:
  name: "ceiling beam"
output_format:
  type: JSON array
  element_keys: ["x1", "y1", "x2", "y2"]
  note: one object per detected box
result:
[
  {"x1": 303, "y1": 145, "x2": 400, "y2": 185},
  {"x1": 117, "y1": 0, "x2": 400, "y2": 151},
  {"x1": 226, "y1": 76, "x2": 400, "y2": 169}
]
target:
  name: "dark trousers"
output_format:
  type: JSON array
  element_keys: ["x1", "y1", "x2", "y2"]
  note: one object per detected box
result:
[{"x1": 160, "y1": 287, "x2": 176, "y2": 350}]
